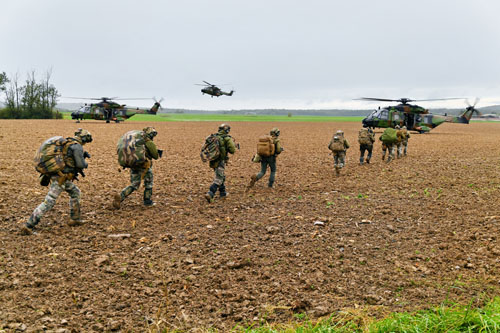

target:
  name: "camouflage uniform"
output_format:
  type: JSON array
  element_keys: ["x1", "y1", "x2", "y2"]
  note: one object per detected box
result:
[
  {"x1": 114, "y1": 127, "x2": 159, "y2": 207},
  {"x1": 206, "y1": 124, "x2": 236, "y2": 202},
  {"x1": 402, "y1": 127, "x2": 410, "y2": 156},
  {"x1": 359, "y1": 128, "x2": 375, "y2": 165},
  {"x1": 249, "y1": 128, "x2": 283, "y2": 188},
  {"x1": 379, "y1": 130, "x2": 396, "y2": 162},
  {"x1": 24, "y1": 129, "x2": 92, "y2": 232},
  {"x1": 329, "y1": 130, "x2": 350, "y2": 175},
  {"x1": 395, "y1": 127, "x2": 404, "y2": 158}
]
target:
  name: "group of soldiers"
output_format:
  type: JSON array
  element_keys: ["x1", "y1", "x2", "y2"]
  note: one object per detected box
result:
[
  {"x1": 328, "y1": 125, "x2": 410, "y2": 175},
  {"x1": 21, "y1": 123, "x2": 408, "y2": 235}
]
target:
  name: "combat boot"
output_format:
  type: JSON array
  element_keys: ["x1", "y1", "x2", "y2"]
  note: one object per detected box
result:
[
  {"x1": 219, "y1": 184, "x2": 227, "y2": 199},
  {"x1": 205, "y1": 192, "x2": 215, "y2": 203},
  {"x1": 205, "y1": 184, "x2": 218, "y2": 203},
  {"x1": 20, "y1": 224, "x2": 34, "y2": 235},
  {"x1": 366, "y1": 158, "x2": 370, "y2": 164},
  {"x1": 359, "y1": 157, "x2": 364, "y2": 165},
  {"x1": 144, "y1": 189, "x2": 155, "y2": 206},
  {"x1": 113, "y1": 193, "x2": 122, "y2": 209},
  {"x1": 382, "y1": 155, "x2": 385, "y2": 161}
]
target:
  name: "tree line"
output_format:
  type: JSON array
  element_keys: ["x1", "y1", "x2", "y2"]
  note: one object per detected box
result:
[{"x1": 0, "y1": 70, "x2": 62, "y2": 119}]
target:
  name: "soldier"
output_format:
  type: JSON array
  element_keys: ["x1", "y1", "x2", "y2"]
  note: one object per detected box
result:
[
  {"x1": 113, "y1": 127, "x2": 161, "y2": 208},
  {"x1": 328, "y1": 129, "x2": 350, "y2": 175},
  {"x1": 358, "y1": 127, "x2": 375, "y2": 165},
  {"x1": 248, "y1": 127, "x2": 284, "y2": 189},
  {"x1": 402, "y1": 125, "x2": 410, "y2": 156},
  {"x1": 205, "y1": 124, "x2": 236, "y2": 203},
  {"x1": 379, "y1": 128, "x2": 396, "y2": 163},
  {"x1": 395, "y1": 125, "x2": 405, "y2": 158},
  {"x1": 21, "y1": 129, "x2": 93, "y2": 235}
]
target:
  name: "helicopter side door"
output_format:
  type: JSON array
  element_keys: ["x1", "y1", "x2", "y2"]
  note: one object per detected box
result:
[{"x1": 391, "y1": 111, "x2": 404, "y2": 127}]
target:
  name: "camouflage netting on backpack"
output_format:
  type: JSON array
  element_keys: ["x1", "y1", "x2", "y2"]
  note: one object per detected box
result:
[
  {"x1": 381, "y1": 128, "x2": 398, "y2": 144},
  {"x1": 34, "y1": 136, "x2": 69, "y2": 175},
  {"x1": 257, "y1": 135, "x2": 275, "y2": 157},
  {"x1": 117, "y1": 130, "x2": 147, "y2": 168},
  {"x1": 200, "y1": 134, "x2": 222, "y2": 163}
]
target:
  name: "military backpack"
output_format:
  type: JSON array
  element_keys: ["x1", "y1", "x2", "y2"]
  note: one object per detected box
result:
[
  {"x1": 200, "y1": 134, "x2": 223, "y2": 163},
  {"x1": 257, "y1": 135, "x2": 275, "y2": 157},
  {"x1": 34, "y1": 136, "x2": 76, "y2": 175},
  {"x1": 380, "y1": 128, "x2": 398, "y2": 144},
  {"x1": 358, "y1": 128, "x2": 372, "y2": 145},
  {"x1": 329, "y1": 137, "x2": 345, "y2": 152},
  {"x1": 117, "y1": 130, "x2": 147, "y2": 168}
]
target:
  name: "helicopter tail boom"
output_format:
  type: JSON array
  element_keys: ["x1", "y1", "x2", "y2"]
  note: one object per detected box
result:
[{"x1": 446, "y1": 107, "x2": 480, "y2": 124}]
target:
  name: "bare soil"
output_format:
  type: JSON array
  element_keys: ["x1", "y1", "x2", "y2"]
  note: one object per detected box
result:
[{"x1": 1, "y1": 120, "x2": 500, "y2": 331}]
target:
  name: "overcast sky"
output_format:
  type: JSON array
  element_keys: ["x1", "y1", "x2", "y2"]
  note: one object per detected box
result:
[{"x1": 1, "y1": 0, "x2": 500, "y2": 110}]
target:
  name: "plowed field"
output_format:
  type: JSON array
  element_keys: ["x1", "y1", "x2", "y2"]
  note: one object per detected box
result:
[{"x1": 1, "y1": 120, "x2": 500, "y2": 331}]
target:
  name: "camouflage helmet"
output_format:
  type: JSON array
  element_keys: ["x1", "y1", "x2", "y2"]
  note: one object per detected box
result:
[
  {"x1": 218, "y1": 123, "x2": 231, "y2": 134},
  {"x1": 395, "y1": 125, "x2": 401, "y2": 129},
  {"x1": 270, "y1": 127, "x2": 280, "y2": 136},
  {"x1": 402, "y1": 125, "x2": 407, "y2": 130},
  {"x1": 143, "y1": 126, "x2": 158, "y2": 139},
  {"x1": 336, "y1": 130, "x2": 344, "y2": 136},
  {"x1": 74, "y1": 128, "x2": 93, "y2": 143}
]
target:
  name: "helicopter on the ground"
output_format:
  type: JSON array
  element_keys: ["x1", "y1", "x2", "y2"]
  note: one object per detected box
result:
[
  {"x1": 358, "y1": 97, "x2": 480, "y2": 133},
  {"x1": 69, "y1": 97, "x2": 162, "y2": 123},
  {"x1": 196, "y1": 81, "x2": 234, "y2": 97}
]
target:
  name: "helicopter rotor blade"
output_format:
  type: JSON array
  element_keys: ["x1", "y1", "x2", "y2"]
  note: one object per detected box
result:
[
  {"x1": 473, "y1": 97, "x2": 480, "y2": 107},
  {"x1": 355, "y1": 97, "x2": 402, "y2": 102},
  {"x1": 412, "y1": 98, "x2": 464, "y2": 102},
  {"x1": 112, "y1": 97, "x2": 151, "y2": 100},
  {"x1": 203, "y1": 81, "x2": 213, "y2": 86}
]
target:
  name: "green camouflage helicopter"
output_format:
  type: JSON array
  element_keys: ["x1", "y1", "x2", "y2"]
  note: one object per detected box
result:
[
  {"x1": 69, "y1": 97, "x2": 162, "y2": 123},
  {"x1": 196, "y1": 81, "x2": 234, "y2": 97},
  {"x1": 358, "y1": 97, "x2": 480, "y2": 133}
]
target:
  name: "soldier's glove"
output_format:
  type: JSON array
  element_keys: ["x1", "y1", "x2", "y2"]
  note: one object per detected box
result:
[
  {"x1": 158, "y1": 149, "x2": 163, "y2": 158},
  {"x1": 83, "y1": 151, "x2": 91, "y2": 159},
  {"x1": 40, "y1": 174, "x2": 51, "y2": 187}
]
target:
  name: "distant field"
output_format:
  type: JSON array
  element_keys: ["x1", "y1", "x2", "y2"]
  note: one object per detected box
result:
[{"x1": 61, "y1": 112, "x2": 364, "y2": 122}]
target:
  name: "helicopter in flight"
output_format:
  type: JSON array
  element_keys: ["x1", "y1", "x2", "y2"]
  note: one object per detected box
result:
[
  {"x1": 69, "y1": 97, "x2": 162, "y2": 123},
  {"x1": 357, "y1": 97, "x2": 480, "y2": 133},
  {"x1": 196, "y1": 81, "x2": 234, "y2": 97}
]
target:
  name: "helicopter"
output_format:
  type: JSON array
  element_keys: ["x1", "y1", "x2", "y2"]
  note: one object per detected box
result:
[
  {"x1": 196, "y1": 81, "x2": 234, "y2": 97},
  {"x1": 357, "y1": 97, "x2": 480, "y2": 133},
  {"x1": 68, "y1": 97, "x2": 163, "y2": 123}
]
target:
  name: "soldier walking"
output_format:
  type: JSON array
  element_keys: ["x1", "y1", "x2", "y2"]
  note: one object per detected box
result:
[
  {"x1": 380, "y1": 127, "x2": 396, "y2": 162},
  {"x1": 248, "y1": 127, "x2": 283, "y2": 189},
  {"x1": 402, "y1": 125, "x2": 410, "y2": 156},
  {"x1": 395, "y1": 125, "x2": 405, "y2": 158},
  {"x1": 113, "y1": 127, "x2": 161, "y2": 208},
  {"x1": 328, "y1": 129, "x2": 350, "y2": 175},
  {"x1": 21, "y1": 129, "x2": 93, "y2": 235},
  {"x1": 204, "y1": 124, "x2": 236, "y2": 203},
  {"x1": 358, "y1": 127, "x2": 375, "y2": 165}
]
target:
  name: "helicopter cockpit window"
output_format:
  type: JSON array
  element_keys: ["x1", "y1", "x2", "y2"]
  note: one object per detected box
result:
[
  {"x1": 379, "y1": 110, "x2": 389, "y2": 120},
  {"x1": 367, "y1": 110, "x2": 379, "y2": 119}
]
